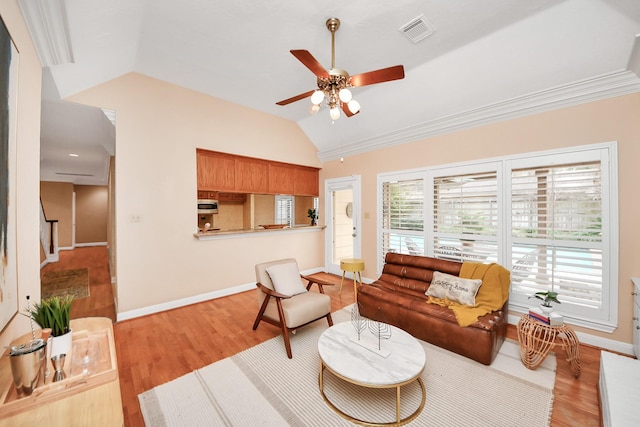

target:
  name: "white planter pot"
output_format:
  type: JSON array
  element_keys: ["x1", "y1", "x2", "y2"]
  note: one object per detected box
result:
[
  {"x1": 539, "y1": 304, "x2": 554, "y2": 314},
  {"x1": 50, "y1": 330, "x2": 72, "y2": 359}
]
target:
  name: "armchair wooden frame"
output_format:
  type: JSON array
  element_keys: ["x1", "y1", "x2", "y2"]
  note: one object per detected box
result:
[{"x1": 252, "y1": 274, "x2": 334, "y2": 359}]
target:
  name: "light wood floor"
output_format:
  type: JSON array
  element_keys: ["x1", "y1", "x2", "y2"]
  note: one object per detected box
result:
[{"x1": 48, "y1": 248, "x2": 604, "y2": 426}]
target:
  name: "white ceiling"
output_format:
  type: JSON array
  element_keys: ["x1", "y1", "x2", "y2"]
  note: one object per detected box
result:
[{"x1": 20, "y1": 0, "x2": 640, "y2": 185}]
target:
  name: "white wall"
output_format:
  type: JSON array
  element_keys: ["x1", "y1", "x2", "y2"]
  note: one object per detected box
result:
[{"x1": 69, "y1": 73, "x2": 324, "y2": 316}]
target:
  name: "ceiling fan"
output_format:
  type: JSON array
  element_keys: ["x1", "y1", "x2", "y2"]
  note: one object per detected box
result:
[{"x1": 276, "y1": 17, "x2": 405, "y2": 120}]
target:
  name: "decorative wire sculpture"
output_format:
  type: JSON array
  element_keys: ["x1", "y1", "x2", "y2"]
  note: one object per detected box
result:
[
  {"x1": 351, "y1": 304, "x2": 367, "y2": 340},
  {"x1": 351, "y1": 303, "x2": 392, "y2": 351},
  {"x1": 368, "y1": 319, "x2": 392, "y2": 350}
]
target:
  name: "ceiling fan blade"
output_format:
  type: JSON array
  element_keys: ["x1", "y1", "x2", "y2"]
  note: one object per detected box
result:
[
  {"x1": 276, "y1": 90, "x2": 315, "y2": 106},
  {"x1": 350, "y1": 65, "x2": 405, "y2": 87},
  {"x1": 341, "y1": 102, "x2": 359, "y2": 118},
  {"x1": 290, "y1": 50, "x2": 329, "y2": 79}
]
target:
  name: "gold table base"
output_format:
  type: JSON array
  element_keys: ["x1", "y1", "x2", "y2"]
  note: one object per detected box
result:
[{"x1": 319, "y1": 360, "x2": 426, "y2": 426}]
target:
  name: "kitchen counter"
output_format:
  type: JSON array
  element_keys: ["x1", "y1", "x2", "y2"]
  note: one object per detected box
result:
[{"x1": 193, "y1": 225, "x2": 325, "y2": 240}]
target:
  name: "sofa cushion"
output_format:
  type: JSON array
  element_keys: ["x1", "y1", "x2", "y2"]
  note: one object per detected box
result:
[
  {"x1": 426, "y1": 271, "x2": 482, "y2": 306},
  {"x1": 266, "y1": 262, "x2": 306, "y2": 296}
]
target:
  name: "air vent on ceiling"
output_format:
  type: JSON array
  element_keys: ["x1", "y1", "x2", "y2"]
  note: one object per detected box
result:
[
  {"x1": 55, "y1": 172, "x2": 94, "y2": 176},
  {"x1": 399, "y1": 14, "x2": 435, "y2": 43}
]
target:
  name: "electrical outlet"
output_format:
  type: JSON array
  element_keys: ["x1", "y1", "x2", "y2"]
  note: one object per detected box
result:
[{"x1": 130, "y1": 214, "x2": 142, "y2": 223}]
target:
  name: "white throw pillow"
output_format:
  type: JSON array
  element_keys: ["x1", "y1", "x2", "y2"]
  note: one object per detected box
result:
[
  {"x1": 266, "y1": 262, "x2": 307, "y2": 296},
  {"x1": 426, "y1": 271, "x2": 482, "y2": 306}
]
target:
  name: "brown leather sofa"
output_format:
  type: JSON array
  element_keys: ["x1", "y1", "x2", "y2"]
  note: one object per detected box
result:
[{"x1": 357, "y1": 252, "x2": 508, "y2": 365}]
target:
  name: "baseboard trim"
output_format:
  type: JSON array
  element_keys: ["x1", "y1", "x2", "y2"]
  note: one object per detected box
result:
[
  {"x1": 74, "y1": 242, "x2": 108, "y2": 248},
  {"x1": 116, "y1": 266, "x2": 330, "y2": 322},
  {"x1": 508, "y1": 313, "x2": 634, "y2": 356},
  {"x1": 117, "y1": 282, "x2": 257, "y2": 322}
]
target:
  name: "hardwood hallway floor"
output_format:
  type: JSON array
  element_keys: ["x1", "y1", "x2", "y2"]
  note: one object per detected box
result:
[
  {"x1": 53, "y1": 249, "x2": 604, "y2": 426},
  {"x1": 40, "y1": 246, "x2": 117, "y2": 322}
]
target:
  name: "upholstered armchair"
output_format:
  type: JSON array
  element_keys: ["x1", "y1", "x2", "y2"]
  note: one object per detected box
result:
[{"x1": 253, "y1": 259, "x2": 333, "y2": 358}]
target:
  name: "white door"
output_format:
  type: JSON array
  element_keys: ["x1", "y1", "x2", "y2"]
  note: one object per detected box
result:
[{"x1": 325, "y1": 176, "x2": 361, "y2": 276}]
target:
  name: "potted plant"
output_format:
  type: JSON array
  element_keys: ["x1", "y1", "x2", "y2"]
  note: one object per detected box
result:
[
  {"x1": 529, "y1": 291, "x2": 561, "y2": 314},
  {"x1": 25, "y1": 295, "x2": 74, "y2": 358},
  {"x1": 307, "y1": 208, "x2": 318, "y2": 226}
]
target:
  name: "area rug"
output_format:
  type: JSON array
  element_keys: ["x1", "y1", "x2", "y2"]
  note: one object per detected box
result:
[
  {"x1": 41, "y1": 268, "x2": 90, "y2": 299},
  {"x1": 139, "y1": 307, "x2": 556, "y2": 426}
]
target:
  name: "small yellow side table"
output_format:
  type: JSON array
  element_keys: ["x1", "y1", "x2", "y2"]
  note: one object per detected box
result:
[{"x1": 340, "y1": 258, "x2": 364, "y2": 301}]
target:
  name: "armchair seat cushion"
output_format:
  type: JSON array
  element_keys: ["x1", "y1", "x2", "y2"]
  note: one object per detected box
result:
[{"x1": 264, "y1": 291, "x2": 332, "y2": 328}]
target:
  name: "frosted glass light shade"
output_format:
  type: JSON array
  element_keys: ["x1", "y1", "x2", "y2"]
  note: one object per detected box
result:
[
  {"x1": 348, "y1": 100, "x2": 360, "y2": 114},
  {"x1": 309, "y1": 104, "x2": 320, "y2": 115},
  {"x1": 329, "y1": 107, "x2": 341, "y2": 120},
  {"x1": 310, "y1": 90, "x2": 325, "y2": 105},
  {"x1": 338, "y1": 88, "x2": 352, "y2": 103}
]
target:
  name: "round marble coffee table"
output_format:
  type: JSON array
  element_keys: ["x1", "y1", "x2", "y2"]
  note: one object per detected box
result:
[{"x1": 318, "y1": 321, "x2": 426, "y2": 426}]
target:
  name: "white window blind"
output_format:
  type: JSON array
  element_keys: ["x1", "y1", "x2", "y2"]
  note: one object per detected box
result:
[
  {"x1": 380, "y1": 176, "x2": 425, "y2": 266},
  {"x1": 275, "y1": 195, "x2": 294, "y2": 226},
  {"x1": 510, "y1": 161, "x2": 603, "y2": 311},
  {"x1": 432, "y1": 170, "x2": 499, "y2": 262}
]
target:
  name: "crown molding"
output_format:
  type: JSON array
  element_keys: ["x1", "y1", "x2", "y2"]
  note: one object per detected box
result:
[
  {"x1": 318, "y1": 70, "x2": 640, "y2": 162},
  {"x1": 18, "y1": 0, "x2": 74, "y2": 67}
]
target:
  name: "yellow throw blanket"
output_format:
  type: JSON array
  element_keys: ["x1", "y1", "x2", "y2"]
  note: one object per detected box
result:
[{"x1": 427, "y1": 262, "x2": 511, "y2": 327}]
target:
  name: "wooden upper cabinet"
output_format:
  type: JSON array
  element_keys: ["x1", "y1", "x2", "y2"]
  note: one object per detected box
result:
[
  {"x1": 293, "y1": 166, "x2": 319, "y2": 196},
  {"x1": 268, "y1": 163, "x2": 296, "y2": 194},
  {"x1": 197, "y1": 150, "x2": 235, "y2": 191},
  {"x1": 197, "y1": 149, "x2": 319, "y2": 196},
  {"x1": 236, "y1": 157, "x2": 269, "y2": 193}
]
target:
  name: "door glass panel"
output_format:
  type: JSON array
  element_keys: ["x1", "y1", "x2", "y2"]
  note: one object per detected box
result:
[{"x1": 332, "y1": 189, "x2": 353, "y2": 264}]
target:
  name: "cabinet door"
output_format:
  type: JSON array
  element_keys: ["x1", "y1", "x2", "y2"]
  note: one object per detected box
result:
[
  {"x1": 218, "y1": 193, "x2": 247, "y2": 203},
  {"x1": 236, "y1": 157, "x2": 269, "y2": 193},
  {"x1": 197, "y1": 151, "x2": 235, "y2": 191},
  {"x1": 293, "y1": 167, "x2": 319, "y2": 196},
  {"x1": 268, "y1": 163, "x2": 295, "y2": 194}
]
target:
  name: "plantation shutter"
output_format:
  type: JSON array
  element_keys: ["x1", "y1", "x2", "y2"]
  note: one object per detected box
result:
[
  {"x1": 380, "y1": 177, "x2": 425, "y2": 266},
  {"x1": 432, "y1": 171, "x2": 498, "y2": 262},
  {"x1": 275, "y1": 196, "x2": 294, "y2": 226},
  {"x1": 510, "y1": 161, "x2": 603, "y2": 310}
]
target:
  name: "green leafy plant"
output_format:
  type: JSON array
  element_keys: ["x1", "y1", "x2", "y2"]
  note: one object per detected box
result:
[
  {"x1": 307, "y1": 208, "x2": 318, "y2": 224},
  {"x1": 25, "y1": 296, "x2": 74, "y2": 337},
  {"x1": 529, "y1": 291, "x2": 561, "y2": 307}
]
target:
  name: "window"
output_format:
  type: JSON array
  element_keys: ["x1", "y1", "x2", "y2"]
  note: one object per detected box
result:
[
  {"x1": 507, "y1": 150, "x2": 612, "y2": 327},
  {"x1": 377, "y1": 143, "x2": 617, "y2": 331},
  {"x1": 432, "y1": 166, "x2": 500, "y2": 263},
  {"x1": 275, "y1": 195, "x2": 294, "y2": 226},
  {"x1": 378, "y1": 172, "x2": 426, "y2": 266}
]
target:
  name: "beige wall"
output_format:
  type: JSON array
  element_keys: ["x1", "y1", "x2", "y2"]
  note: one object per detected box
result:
[
  {"x1": 321, "y1": 93, "x2": 640, "y2": 345},
  {"x1": 75, "y1": 185, "x2": 108, "y2": 244},
  {"x1": 40, "y1": 181, "x2": 73, "y2": 248},
  {"x1": 68, "y1": 73, "x2": 323, "y2": 314},
  {"x1": 0, "y1": 2, "x2": 43, "y2": 349}
]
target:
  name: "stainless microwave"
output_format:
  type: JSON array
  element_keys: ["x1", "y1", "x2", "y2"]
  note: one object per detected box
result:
[{"x1": 197, "y1": 199, "x2": 218, "y2": 214}]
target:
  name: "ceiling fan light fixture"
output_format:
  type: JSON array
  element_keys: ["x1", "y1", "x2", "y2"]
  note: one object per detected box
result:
[
  {"x1": 338, "y1": 88, "x2": 352, "y2": 103},
  {"x1": 348, "y1": 100, "x2": 360, "y2": 114},
  {"x1": 310, "y1": 90, "x2": 325, "y2": 105},
  {"x1": 309, "y1": 104, "x2": 320, "y2": 115},
  {"x1": 329, "y1": 106, "x2": 341, "y2": 120}
]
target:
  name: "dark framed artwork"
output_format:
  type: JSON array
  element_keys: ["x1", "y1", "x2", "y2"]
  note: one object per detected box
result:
[{"x1": 0, "y1": 16, "x2": 19, "y2": 332}]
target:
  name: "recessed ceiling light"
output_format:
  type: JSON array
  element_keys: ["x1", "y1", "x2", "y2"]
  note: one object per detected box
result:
[{"x1": 69, "y1": 153, "x2": 79, "y2": 157}]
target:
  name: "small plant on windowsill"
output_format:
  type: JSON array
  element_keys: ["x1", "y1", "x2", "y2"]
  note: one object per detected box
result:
[
  {"x1": 307, "y1": 208, "x2": 318, "y2": 226},
  {"x1": 529, "y1": 291, "x2": 561, "y2": 314}
]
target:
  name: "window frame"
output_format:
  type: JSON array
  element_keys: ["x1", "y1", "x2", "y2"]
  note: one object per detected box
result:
[
  {"x1": 274, "y1": 195, "x2": 294, "y2": 226},
  {"x1": 376, "y1": 142, "x2": 618, "y2": 332}
]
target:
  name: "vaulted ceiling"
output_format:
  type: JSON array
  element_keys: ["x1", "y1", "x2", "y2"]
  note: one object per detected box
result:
[{"x1": 20, "y1": 0, "x2": 640, "y2": 185}]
